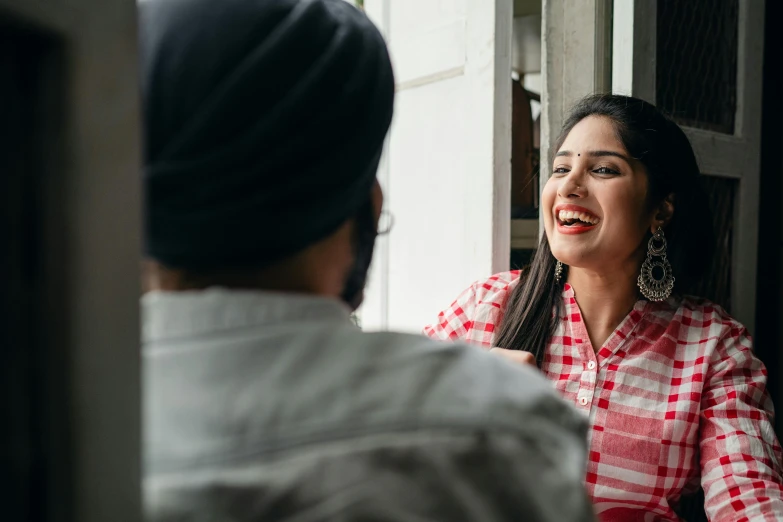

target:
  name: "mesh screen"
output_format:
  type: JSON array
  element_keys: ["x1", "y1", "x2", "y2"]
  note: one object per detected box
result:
[
  {"x1": 689, "y1": 175, "x2": 737, "y2": 311},
  {"x1": 656, "y1": 0, "x2": 739, "y2": 134}
]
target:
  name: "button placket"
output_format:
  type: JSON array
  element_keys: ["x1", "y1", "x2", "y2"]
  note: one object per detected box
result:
[
  {"x1": 575, "y1": 339, "x2": 598, "y2": 412},
  {"x1": 563, "y1": 289, "x2": 600, "y2": 413}
]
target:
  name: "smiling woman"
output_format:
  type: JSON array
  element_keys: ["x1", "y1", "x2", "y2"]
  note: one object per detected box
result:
[
  {"x1": 496, "y1": 95, "x2": 712, "y2": 362},
  {"x1": 424, "y1": 94, "x2": 783, "y2": 521}
]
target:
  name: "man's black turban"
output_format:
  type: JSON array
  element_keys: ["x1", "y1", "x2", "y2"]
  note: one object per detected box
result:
[{"x1": 140, "y1": 0, "x2": 394, "y2": 269}]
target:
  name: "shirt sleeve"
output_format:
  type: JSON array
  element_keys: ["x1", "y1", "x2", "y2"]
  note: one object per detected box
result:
[
  {"x1": 700, "y1": 325, "x2": 783, "y2": 521},
  {"x1": 422, "y1": 282, "x2": 479, "y2": 341}
]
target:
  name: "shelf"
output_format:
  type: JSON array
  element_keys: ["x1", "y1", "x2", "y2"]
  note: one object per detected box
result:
[{"x1": 511, "y1": 218, "x2": 539, "y2": 250}]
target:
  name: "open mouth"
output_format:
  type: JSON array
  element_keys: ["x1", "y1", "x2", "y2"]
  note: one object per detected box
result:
[{"x1": 556, "y1": 209, "x2": 601, "y2": 228}]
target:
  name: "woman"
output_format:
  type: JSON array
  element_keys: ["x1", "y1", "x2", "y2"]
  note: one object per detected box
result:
[{"x1": 425, "y1": 94, "x2": 783, "y2": 521}]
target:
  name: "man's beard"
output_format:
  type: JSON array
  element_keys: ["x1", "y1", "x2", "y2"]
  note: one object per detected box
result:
[{"x1": 340, "y1": 196, "x2": 378, "y2": 311}]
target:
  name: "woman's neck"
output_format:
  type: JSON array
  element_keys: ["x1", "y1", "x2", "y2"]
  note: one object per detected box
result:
[{"x1": 566, "y1": 264, "x2": 641, "y2": 351}]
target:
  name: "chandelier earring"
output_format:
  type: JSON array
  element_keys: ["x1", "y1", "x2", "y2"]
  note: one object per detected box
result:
[
  {"x1": 637, "y1": 226, "x2": 675, "y2": 301},
  {"x1": 554, "y1": 260, "x2": 564, "y2": 284}
]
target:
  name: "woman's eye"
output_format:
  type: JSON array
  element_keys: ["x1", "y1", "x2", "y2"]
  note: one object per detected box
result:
[
  {"x1": 594, "y1": 166, "x2": 619, "y2": 175},
  {"x1": 553, "y1": 167, "x2": 570, "y2": 175}
]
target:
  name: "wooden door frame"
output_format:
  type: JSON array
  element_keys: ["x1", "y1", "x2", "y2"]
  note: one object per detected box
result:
[{"x1": 0, "y1": 0, "x2": 142, "y2": 520}]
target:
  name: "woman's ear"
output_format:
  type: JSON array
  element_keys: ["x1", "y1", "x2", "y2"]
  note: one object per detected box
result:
[{"x1": 652, "y1": 193, "x2": 675, "y2": 232}]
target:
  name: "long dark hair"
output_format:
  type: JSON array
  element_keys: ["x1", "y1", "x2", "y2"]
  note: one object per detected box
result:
[{"x1": 495, "y1": 94, "x2": 714, "y2": 364}]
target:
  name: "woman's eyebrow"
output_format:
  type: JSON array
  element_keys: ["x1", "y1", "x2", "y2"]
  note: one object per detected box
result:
[
  {"x1": 587, "y1": 150, "x2": 630, "y2": 162},
  {"x1": 555, "y1": 150, "x2": 630, "y2": 162}
]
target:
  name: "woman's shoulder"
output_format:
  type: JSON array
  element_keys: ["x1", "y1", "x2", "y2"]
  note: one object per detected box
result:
[
  {"x1": 640, "y1": 296, "x2": 757, "y2": 374},
  {"x1": 664, "y1": 294, "x2": 750, "y2": 341},
  {"x1": 470, "y1": 270, "x2": 523, "y2": 304},
  {"x1": 677, "y1": 295, "x2": 740, "y2": 322},
  {"x1": 672, "y1": 297, "x2": 767, "y2": 384},
  {"x1": 424, "y1": 271, "x2": 522, "y2": 343}
]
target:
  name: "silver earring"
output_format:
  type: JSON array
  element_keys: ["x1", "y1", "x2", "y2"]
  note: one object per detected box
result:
[
  {"x1": 554, "y1": 260, "x2": 564, "y2": 283},
  {"x1": 638, "y1": 227, "x2": 674, "y2": 301}
]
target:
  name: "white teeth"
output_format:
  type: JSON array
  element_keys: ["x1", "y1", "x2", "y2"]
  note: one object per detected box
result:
[{"x1": 557, "y1": 209, "x2": 600, "y2": 225}]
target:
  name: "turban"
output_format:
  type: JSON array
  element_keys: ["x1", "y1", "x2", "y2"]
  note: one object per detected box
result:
[{"x1": 139, "y1": 0, "x2": 394, "y2": 269}]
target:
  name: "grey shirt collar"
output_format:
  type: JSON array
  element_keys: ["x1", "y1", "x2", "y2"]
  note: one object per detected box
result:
[{"x1": 142, "y1": 288, "x2": 354, "y2": 343}]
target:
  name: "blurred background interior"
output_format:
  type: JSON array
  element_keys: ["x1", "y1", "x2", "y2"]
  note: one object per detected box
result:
[{"x1": 2, "y1": 0, "x2": 782, "y2": 520}]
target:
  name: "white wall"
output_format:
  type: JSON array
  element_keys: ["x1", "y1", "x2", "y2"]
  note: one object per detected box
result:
[{"x1": 360, "y1": 0, "x2": 513, "y2": 333}]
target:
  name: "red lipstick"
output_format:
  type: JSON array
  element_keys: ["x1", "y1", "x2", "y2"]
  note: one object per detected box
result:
[{"x1": 554, "y1": 204, "x2": 600, "y2": 235}]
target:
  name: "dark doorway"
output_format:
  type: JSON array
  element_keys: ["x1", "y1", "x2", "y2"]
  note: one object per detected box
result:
[
  {"x1": 0, "y1": 15, "x2": 69, "y2": 522},
  {"x1": 757, "y1": 0, "x2": 783, "y2": 437}
]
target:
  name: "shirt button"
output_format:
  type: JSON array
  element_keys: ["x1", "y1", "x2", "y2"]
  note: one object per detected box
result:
[
  {"x1": 579, "y1": 397, "x2": 588, "y2": 406},
  {"x1": 587, "y1": 361, "x2": 596, "y2": 370}
]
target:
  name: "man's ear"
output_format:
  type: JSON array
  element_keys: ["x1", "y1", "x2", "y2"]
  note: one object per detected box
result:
[{"x1": 652, "y1": 193, "x2": 675, "y2": 232}]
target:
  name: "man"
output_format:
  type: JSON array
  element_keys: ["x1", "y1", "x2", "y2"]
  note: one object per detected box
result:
[{"x1": 140, "y1": 0, "x2": 593, "y2": 520}]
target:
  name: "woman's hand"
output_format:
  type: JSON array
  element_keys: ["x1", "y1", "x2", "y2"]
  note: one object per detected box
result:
[{"x1": 489, "y1": 347, "x2": 537, "y2": 367}]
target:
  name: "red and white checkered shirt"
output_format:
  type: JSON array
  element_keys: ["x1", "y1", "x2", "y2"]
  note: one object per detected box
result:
[{"x1": 424, "y1": 270, "x2": 783, "y2": 521}]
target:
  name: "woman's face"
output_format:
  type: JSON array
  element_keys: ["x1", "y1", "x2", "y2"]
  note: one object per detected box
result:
[{"x1": 542, "y1": 115, "x2": 656, "y2": 272}]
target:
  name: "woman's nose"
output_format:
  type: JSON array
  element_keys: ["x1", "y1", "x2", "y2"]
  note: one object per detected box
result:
[{"x1": 558, "y1": 172, "x2": 587, "y2": 198}]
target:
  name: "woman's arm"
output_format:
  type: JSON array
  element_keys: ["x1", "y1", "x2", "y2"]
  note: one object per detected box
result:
[{"x1": 700, "y1": 326, "x2": 783, "y2": 521}]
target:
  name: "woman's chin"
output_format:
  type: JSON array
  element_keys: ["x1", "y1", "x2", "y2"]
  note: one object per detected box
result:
[{"x1": 550, "y1": 245, "x2": 600, "y2": 269}]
